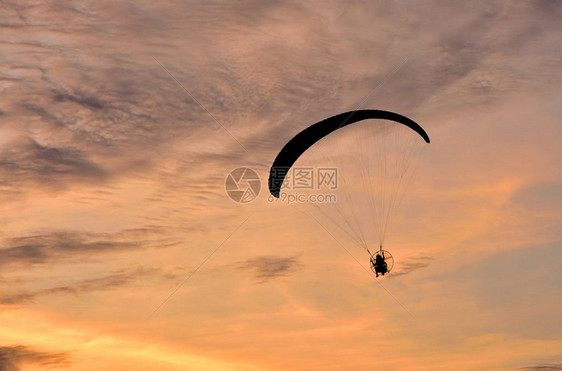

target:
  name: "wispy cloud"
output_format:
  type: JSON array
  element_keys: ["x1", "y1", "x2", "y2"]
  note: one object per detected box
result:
[
  {"x1": 0, "y1": 345, "x2": 69, "y2": 370},
  {"x1": 390, "y1": 255, "x2": 432, "y2": 278},
  {"x1": 0, "y1": 267, "x2": 166, "y2": 305},
  {"x1": 238, "y1": 255, "x2": 301, "y2": 283},
  {"x1": 520, "y1": 364, "x2": 562, "y2": 371},
  {"x1": 0, "y1": 227, "x2": 177, "y2": 267},
  {"x1": 0, "y1": 138, "x2": 108, "y2": 191}
]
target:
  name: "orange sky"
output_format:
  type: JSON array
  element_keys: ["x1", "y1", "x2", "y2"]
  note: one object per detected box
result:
[{"x1": 0, "y1": 1, "x2": 561, "y2": 370}]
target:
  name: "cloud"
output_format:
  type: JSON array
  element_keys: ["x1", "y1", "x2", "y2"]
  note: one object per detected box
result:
[
  {"x1": 0, "y1": 267, "x2": 164, "y2": 305},
  {"x1": 1, "y1": 0, "x2": 559, "y2": 208},
  {"x1": 0, "y1": 227, "x2": 177, "y2": 267},
  {"x1": 0, "y1": 138, "x2": 108, "y2": 192},
  {"x1": 520, "y1": 364, "x2": 562, "y2": 371},
  {"x1": 238, "y1": 255, "x2": 301, "y2": 283},
  {"x1": 0, "y1": 232, "x2": 136, "y2": 266},
  {"x1": 0, "y1": 345, "x2": 69, "y2": 371},
  {"x1": 390, "y1": 255, "x2": 432, "y2": 277}
]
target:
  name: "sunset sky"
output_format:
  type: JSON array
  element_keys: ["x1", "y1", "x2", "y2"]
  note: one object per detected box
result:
[{"x1": 0, "y1": 1, "x2": 561, "y2": 370}]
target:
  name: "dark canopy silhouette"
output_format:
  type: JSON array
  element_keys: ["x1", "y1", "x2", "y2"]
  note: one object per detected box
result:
[{"x1": 268, "y1": 110, "x2": 430, "y2": 197}]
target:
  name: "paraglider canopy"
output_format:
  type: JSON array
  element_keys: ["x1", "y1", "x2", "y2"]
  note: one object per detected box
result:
[{"x1": 269, "y1": 110, "x2": 430, "y2": 198}]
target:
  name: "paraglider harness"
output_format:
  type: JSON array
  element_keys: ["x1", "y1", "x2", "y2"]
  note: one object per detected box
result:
[{"x1": 368, "y1": 246, "x2": 388, "y2": 277}]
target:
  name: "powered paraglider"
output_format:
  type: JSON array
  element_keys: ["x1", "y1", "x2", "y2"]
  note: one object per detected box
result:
[{"x1": 269, "y1": 109, "x2": 430, "y2": 277}]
